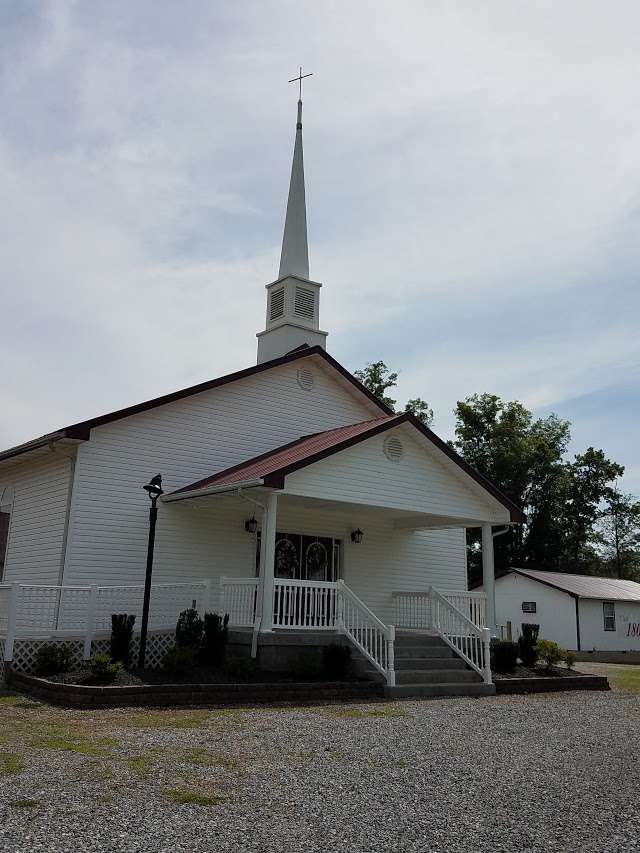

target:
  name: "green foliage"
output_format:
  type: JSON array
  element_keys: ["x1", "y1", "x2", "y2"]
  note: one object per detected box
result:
[
  {"x1": 594, "y1": 491, "x2": 640, "y2": 580},
  {"x1": 491, "y1": 639, "x2": 519, "y2": 673},
  {"x1": 201, "y1": 612, "x2": 229, "y2": 667},
  {"x1": 564, "y1": 650, "x2": 577, "y2": 670},
  {"x1": 452, "y1": 393, "x2": 626, "y2": 579},
  {"x1": 88, "y1": 653, "x2": 122, "y2": 685},
  {"x1": 404, "y1": 398, "x2": 434, "y2": 426},
  {"x1": 33, "y1": 643, "x2": 73, "y2": 677},
  {"x1": 354, "y1": 361, "x2": 399, "y2": 409},
  {"x1": 518, "y1": 623, "x2": 540, "y2": 667},
  {"x1": 322, "y1": 644, "x2": 352, "y2": 680},
  {"x1": 110, "y1": 614, "x2": 135, "y2": 668},
  {"x1": 536, "y1": 639, "x2": 565, "y2": 671},
  {"x1": 162, "y1": 645, "x2": 196, "y2": 675},
  {"x1": 175, "y1": 608, "x2": 203, "y2": 649}
]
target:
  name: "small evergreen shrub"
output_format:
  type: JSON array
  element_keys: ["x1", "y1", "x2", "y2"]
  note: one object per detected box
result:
[
  {"x1": 491, "y1": 639, "x2": 519, "y2": 673},
  {"x1": 110, "y1": 614, "x2": 135, "y2": 668},
  {"x1": 564, "y1": 650, "x2": 577, "y2": 670},
  {"x1": 536, "y1": 639, "x2": 565, "y2": 671},
  {"x1": 89, "y1": 653, "x2": 122, "y2": 685},
  {"x1": 162, "y1": 645, "x2": 196, "y2": 675},
  {"x1": 518, "y1": 623, "x2": 540, "y2": 667},
  {"x1": 175, "y1": 609, "x2": 203, "y2": 649},
  {"x1": 201, "y1": 612, "x2": 229, "y2": 667},
  {"x1": 322, "y1": 644, "x2": 351, "y2": 680},
  {"x1": 34, "y1": 643, "x2": 73, "y2": 677}
]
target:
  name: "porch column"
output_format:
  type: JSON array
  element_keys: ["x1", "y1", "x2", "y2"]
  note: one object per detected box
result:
[
  {"x1": 260, "y1": 491, "x2": 278, "y2": 631},
  {"x1": 481, "y1": 523, "x2": 497, "y2": 635}
]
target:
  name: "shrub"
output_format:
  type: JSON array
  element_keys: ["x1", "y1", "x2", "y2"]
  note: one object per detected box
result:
[
  {"x1": 518, "y1": 623, "x2": 540, "y2": 667},
  {"x1": 89, "y1": 653, "x2": 122, "y2": 685},
  {"x1": 322, "y1": 644, "x2": 351, "y2": 680},
  {"x1": 175, "y1": 609, "x2": 203, "y2": 649},
  {"x1": 34, "y1": 643, "x2": 73, "y2": 677},
  {"x1": 491, "y1": 639, "x2": 519, "y2": 673},
  {"x1": 201, "y1": 612, "x2": 229, "y2": 667},
  {"x1": 536, "y1": 639, "x2": 565, "y2": 671},
  {"x1": 110, "y1": 614, "x2": 135, "y2": 668},
  {"x1": 162, "y1": 645, "x2": 196, "y2": 675},
  {"x1": 564, "y1": 650, "x2": 577, "y2": 670}
]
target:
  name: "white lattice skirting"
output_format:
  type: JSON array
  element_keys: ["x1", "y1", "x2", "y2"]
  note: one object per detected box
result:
[{"x1": 2, "y1": 630, "x2": 175, "y2": 680}]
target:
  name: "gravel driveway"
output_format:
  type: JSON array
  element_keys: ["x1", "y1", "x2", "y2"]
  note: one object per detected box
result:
[{"x1": 0, "y1": 690, "x2": 638, "y2": 853}]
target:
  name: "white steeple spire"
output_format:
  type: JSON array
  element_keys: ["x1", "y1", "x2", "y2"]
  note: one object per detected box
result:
[
  {"x1": 279, "y1": 98, "x2": 309, "y2": 279},
  {"x1": 256, "y1": 70, "x2": 328, "y2": 365}
]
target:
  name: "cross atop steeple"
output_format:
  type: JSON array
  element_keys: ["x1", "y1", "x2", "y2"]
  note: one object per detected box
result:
[{"x1": 288, "y1": 66, "x2": 313, "y2": 101}]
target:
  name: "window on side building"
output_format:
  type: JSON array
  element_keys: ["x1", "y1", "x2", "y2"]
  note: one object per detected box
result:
[{"x1": 603, "y1": 601, "x2": 616, "y2": 632}]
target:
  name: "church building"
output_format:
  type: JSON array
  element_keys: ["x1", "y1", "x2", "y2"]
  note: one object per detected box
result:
[{"x1": 0, "y1": 90, "x2": 524, "y2": 694}]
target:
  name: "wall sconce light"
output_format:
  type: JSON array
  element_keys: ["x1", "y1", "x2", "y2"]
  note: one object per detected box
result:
[
  {"x1": 350, "y1": 528, "x2": 364, "y2": 544},
  {"x1": 244, "y1": 516, "x2": 258, "y2": 534}
]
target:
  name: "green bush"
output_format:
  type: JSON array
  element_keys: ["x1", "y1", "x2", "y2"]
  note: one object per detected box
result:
[
  {"x1": 518, "y1": 623, "x2": 540, "y2": 667},
  {"x1": 175, "y1": 609, "x2": 203, "y2": 649},
  {"x1": 88, "y1": 653, "x2": 122, "y2": 685},
  {"x1": 491, "y1": 639, "x2": 519, "y2": 673},
  {"x1": 536, "y1": 639, "x2": 565, "y2": 671},
  {"x1": 201, "y1": 612, "x2": 229, "y2": 667},
  {"x1": 162, "y1": 645, "x2": 196, "y2": 675},
  {"x1": 34, "y1": 643, "x2": 74, "y2": 677},
  {"x1": 322, "y1": 644, "x2": 351, "y2": 680},
  {"x1": 110, "y1": 614, "x2": 135, "y2": 668},
  {"x1": 564, "y1": 650, "x2": 577, "y2": 670}
]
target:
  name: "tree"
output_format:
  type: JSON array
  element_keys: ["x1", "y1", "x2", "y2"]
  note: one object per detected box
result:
[
  {"x1": 594, "y1": 491, "x2": 640, "y2": 579},
  {"x1": 355, "y1": 360, "x2": 433, "y2": 425}
]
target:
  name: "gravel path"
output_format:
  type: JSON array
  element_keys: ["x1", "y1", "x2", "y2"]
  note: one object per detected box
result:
[{"x1": 0, "y1": 690, "x2": 639, "y2": 853}]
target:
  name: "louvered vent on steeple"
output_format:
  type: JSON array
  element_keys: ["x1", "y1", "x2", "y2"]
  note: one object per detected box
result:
[
  {"x1": 269, "y1": 288, "x2": 285, "y2": 321},
  {"x1": 294, "y1": 286, "x2": 315, "y2": 319}
]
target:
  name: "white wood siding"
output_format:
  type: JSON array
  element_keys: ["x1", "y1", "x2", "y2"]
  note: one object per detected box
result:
[
  {"x1": 0, "y1": 450, "x2": 73, "y2": 584},
  {"x1": 491, "y1": 573, "x2": 577, "y2": 649},
  {"x1": 284, "y1": 423, "x2": 510, "y2": 523},
  {"x1": 63, "y1": 357, "x2": 380, "y2": 586}
]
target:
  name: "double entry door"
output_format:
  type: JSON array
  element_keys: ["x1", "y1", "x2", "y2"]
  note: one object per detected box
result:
[{"x1": 256, "y1": 531, "x2": 342, "y2": 582}]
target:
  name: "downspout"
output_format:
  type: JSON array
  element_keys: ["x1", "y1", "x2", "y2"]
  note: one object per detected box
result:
[
  {"x1": 575, "y1": 597, "x2": 581, "y2": 651},
  {"x1": 50, "y1": 443, "x2": 78, "y2": 631},
  {"x1": 237, "y1": 488, "x2": 268, "y2": 658}
]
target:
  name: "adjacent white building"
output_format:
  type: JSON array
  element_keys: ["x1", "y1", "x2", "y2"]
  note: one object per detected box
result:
[
  {"x1": 0, "y1": 91, "x2": 525, "y2": 692},
  {"x1": 485, "y1": 568, "x2": 640, "y2": 653}
]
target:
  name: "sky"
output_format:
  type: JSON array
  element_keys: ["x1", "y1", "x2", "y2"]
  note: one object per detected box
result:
[{"x1": 1, "y1": 1, "x2": 639, "y2": 493}]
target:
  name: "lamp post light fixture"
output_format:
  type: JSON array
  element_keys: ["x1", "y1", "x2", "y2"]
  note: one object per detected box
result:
[
  {"x1": 244, "y1": 516, "x2": 258, "y2": 534},
  {"x1": 139, "y1": 473, "x2": 163, "y2": 669},
  {"x1": 350, "y1": 528, "x2": 364, "y2": 544}
]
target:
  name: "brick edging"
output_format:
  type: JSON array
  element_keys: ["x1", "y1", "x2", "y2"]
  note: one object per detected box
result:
[
  {"x1": 495, "y1": 675, "x2": 610, "y2": 694},
  {"x1": 9, "y1": 671, "x2": 384, "y2": 708}
]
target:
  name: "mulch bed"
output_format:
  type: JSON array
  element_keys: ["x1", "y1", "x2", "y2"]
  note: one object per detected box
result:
[{"x1": 492, "y1": 665, "x2": 609, "y2": 694}]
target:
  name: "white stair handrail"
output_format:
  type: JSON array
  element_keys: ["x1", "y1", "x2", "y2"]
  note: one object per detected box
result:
[
  {"x1": 338, "y1": 580, "x2": 395, "y2": 687},
  {"x1": 430, "y1": 587, "x2": 491, "y2": 684}
]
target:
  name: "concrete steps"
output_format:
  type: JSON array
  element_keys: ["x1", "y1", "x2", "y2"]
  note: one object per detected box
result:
[{"x1": 386, "y1": 632, "x2": 494, "y2": 698}]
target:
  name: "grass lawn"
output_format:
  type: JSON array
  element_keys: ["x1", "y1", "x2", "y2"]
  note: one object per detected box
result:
[{"x1": 575, "y1": 661, "x2": 640, "y2": 693}]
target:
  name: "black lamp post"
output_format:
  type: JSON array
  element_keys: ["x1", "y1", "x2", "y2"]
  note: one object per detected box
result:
[{"x1": 138, "y1": 473, "x2": 163, "y2": 669}]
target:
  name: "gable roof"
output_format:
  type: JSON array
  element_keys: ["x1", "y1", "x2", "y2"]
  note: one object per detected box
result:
[
  {"x1": 168, "y1": 412, "x2": 526, "y2": 523},
  {"x1": 501, "y1": 568, "x2": 640, "y2": 602},
  {"x1": 0, "y1": 345, "x2": 390, "y2": 464}
]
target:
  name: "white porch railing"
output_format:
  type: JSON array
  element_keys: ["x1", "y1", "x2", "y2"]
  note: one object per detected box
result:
[
  {"x1": 430, "y1": 588, "x2": 491, "y2": 683},
  {"x1": 273, "y1": 578, "x2": 338, "y2": 629},
  {"x1": 219, "y1": 577, "x2": 258, "y2": 627},
  {"x1": 338, "y1": 580, "x2": 395, "y2": 686},
  {"x1": 393, "y1": 589, "x2": 487, "y2": 630},
  {"x1": 0, "y1": 581, "x2": 211, "y2": 661}
]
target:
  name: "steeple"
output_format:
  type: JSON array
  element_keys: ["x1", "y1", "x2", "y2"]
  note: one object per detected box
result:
[
  {"x1": 279, "y1": 99, "x2": 309, "y2": 279},
  {"x1": 256, "y1": 73, "x2": 328, "y2": 365}
]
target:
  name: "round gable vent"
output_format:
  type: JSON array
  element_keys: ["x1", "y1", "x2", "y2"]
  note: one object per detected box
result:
[
  {"x1": 296, "y1": 367, "x2": 315, "y2": 391},
  {"x1": 383, "y1": 435, "x2": 404, "y2": 463}
]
